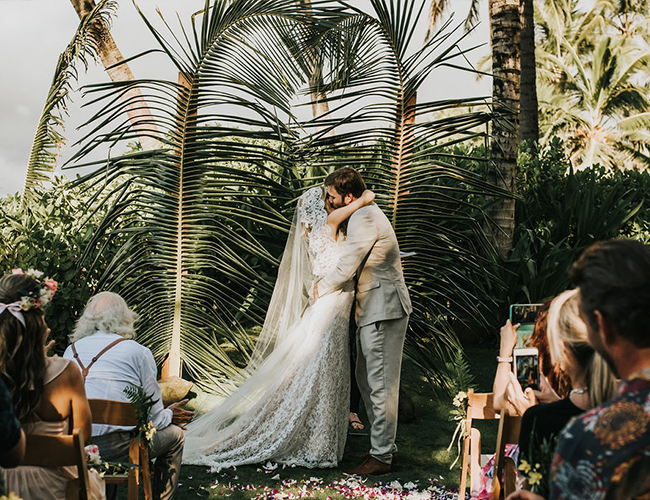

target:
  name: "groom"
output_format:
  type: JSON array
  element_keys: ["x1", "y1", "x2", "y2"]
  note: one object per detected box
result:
[{"x1": 314, "y1": 167, "x2": 412, "y2": 475}]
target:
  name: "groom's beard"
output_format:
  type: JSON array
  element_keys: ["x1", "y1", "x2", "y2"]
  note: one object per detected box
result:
[{"x1": 328, "y1": 199, "x2": 346, "y2": 210}]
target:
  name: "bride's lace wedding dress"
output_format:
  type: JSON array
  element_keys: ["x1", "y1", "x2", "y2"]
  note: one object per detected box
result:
[{"x1": 183, "y1": 187, "x2": 353, "y2": 469}]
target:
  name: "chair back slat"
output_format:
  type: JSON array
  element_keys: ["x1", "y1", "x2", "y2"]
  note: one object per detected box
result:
[
  {"x1": 89, "y1": 399, "x2": 137, "y2": 426},
  {"x1": 23, "y1": 429, "x2": 91, "y2": 500},
  {"x1": 88, "y1": 398, "x2": 151, "y2": 500},
  {"x1": 492, "y1": 408, "x2": 523, "y2": 500},
  {"x1": 467, "y1": 391, "x2": 498, "y2": 420}
]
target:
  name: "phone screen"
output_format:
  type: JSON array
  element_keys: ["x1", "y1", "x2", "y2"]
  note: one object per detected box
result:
[
  {"x1": 510, "y1": 304, "x2": 541, "y2": 325},
  {"x1": 515, "y1": 353, "x2": 540, "y2": 391}
]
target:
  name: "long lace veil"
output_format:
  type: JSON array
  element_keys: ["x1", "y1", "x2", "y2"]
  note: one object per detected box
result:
[
  {"x1": 183, "y1": 186, "x2": 334, "y2": 463},
  {"x1": 218, "y1": 185, "x2": 326, "y2": 389},
  {"x1": 243, "y1": 185, "x2": 326, "y2": 374}
]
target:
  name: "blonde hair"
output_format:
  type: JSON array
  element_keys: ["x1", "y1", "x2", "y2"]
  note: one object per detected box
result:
[{"x1": 547, "y1": 289, "x2": 618, "y2": 407}]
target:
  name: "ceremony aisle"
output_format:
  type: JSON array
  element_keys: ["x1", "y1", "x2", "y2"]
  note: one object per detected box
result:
[{"x1": 138, "y1": 348, "x2": 496, "y2": 499}]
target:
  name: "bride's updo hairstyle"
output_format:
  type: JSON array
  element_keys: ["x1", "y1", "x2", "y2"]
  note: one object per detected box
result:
[
  {"x1": 325, "y1": 167, "x2": 366, "y2": 199},
  {"x1": 0, "y1": 273, "x2": 48, "y2": 422}
]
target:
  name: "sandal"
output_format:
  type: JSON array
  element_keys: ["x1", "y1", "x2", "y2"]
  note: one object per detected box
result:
[{"x1": 349, "y1": 412, "x2": 365, "y2": 431}]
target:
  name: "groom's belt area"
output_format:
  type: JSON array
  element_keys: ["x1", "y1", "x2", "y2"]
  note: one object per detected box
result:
[{"x1": 357, "y1": 279, "x2": 404, "y2": 292}]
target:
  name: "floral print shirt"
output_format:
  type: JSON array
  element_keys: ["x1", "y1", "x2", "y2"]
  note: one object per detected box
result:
[{"x1": 550, "y1": 370, "x2": 650, "y2": 500}]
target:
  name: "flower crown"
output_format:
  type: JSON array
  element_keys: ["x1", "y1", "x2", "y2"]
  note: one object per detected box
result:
[{"x1": 11, "y1": 268, "x2": 58, "y2": 310}]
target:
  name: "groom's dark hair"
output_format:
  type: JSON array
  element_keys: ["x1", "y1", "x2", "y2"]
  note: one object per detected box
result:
[{"x1": 325, "y1": 167, "x2": 366, "y2": 199}]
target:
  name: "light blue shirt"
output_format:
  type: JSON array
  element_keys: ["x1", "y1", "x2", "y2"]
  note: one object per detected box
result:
[{"x1": 63, "y1": 331, "x2": 172, "y2": 436}]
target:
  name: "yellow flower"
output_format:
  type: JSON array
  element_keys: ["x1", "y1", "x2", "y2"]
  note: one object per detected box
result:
[
  {"x1": 528, "y1": 471, "x2": 543, "y2": 486},
  {"x1": 0, "y1": 492, "x2": 24, "y2": 500},
  {"x1": 518, "y1": 460, "x2": 531, "y2": 473}
]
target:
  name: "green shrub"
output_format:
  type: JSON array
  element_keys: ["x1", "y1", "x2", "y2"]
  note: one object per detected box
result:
[{"x1": 0, "y1": 177, "x2": 121, "y2": 352}]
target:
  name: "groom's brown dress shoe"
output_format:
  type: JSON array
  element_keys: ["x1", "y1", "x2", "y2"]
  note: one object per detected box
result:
[
  {"x1": 345, "y1": 456, "x2": 391, "y2": 476},
  {"x1": 345, "y1": 450, "x2": 398, "y2": 465}
]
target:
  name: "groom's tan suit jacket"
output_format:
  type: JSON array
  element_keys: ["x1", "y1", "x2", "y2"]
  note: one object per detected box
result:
[{"x1": 317, "y1": 203, "x2": 411, "y2": 327}]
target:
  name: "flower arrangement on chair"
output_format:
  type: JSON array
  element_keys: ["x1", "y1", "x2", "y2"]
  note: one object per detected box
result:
[
  {"x1": 123, "y1": 385, "x2": 158, "y2": 449},
  {"x1": 445, "y1": 351, "x2": 476, "y2": 469}
]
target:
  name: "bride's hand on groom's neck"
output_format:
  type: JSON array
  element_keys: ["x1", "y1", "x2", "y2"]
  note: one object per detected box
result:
[{"x1": 313, "y1": 283, "x2": 319, "y2": 302}]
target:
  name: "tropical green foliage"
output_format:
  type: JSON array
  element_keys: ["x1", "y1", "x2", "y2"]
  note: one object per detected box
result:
[
  {"x1": 484, "y1": 140, "x2": 647, "y2": 332},
  {"x1": 21, "y1": 0, "x2": 117, "y2": 208},
  {"x1": 56, "y1": 0, "x2": 506, "y2": 393},
  {"x1": 0, "y1": 177, "x2": 122, "y2": 351},
  {"x1": 536, "y1": 0, "x2": 650, "y2": 169}
]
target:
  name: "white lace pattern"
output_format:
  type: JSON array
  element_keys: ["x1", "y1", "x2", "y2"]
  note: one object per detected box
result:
[{"x1": 183, "y1": 186, "x2": 353, "y2": 469}]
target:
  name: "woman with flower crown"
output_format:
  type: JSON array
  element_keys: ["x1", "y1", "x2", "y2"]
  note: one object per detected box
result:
[
  {"x1": 0, "y1": 270, "x2": 106, "y2": 500},
  {"x1": 183, "y1": 185, "x2": 375, "y2": 469}
]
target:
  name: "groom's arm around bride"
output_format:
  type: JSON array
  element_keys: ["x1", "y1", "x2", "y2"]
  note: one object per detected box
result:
[{"x1": 315, "y1": 167, "x2": 411, "y2": 475}]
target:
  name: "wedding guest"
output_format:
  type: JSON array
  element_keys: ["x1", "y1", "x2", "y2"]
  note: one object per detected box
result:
[
  {"x1": 518, "y1": 289, "x2": 617, "y2": 473},
  {"x1": 0, "y1": 271, "x2": 105, "y2": 500},
  {"x1": 508, "y1": 239, "x2": 650, "y2": 500},
  {"x1": 493, "y1": 302, "x2": 570, "y2": 416},
  {"x1": 0, "y1": 378, "x2": 24, "y2": 468},
  {"x1": 63, "y1": 291, "x2": 193, "y2": 500}
]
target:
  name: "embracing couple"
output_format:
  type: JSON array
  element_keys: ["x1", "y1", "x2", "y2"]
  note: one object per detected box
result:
[{"x1": 183, "y1": 167, "x2": 412, "y2": 476}]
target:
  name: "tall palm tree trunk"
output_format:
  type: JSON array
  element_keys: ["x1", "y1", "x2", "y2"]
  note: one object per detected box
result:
[
  {"x1": 296, "y1": 0, "x2": 333, "y2": 137},
  {"x1": 519, "y1": 0, "x2": 538, "y2": 148},
  {"x1": 69, "y1": 0, "x2": 159, "y2": 150},
  {"x1": 487, "y1": 0, "x2": 520, "y2": 256}
]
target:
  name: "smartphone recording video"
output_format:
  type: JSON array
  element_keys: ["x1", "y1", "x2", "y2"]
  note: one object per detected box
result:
[
  {"x1": 513, "y1": 347, "x2": 540, "y2": 391},
  {"x1": 510, "y1": 303, "x2": 542, "y2": 347}
]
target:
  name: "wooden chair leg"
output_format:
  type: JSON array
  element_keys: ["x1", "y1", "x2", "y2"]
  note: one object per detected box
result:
[
  {"x1": 66, "y1": 479, "x2": 80, "y2": 500},
  {"x1": 141, "y1": 444, "x2": 153, "y2": 500},
  {"x1": 128, "y1": 439, "x2": 140, "y2": 500},
  {"x1": 459, "y1": 429, "x2": 471, "y2": 498},
  {"x1": 504, "y1": 456, "x2": 518, "y2": 498}
]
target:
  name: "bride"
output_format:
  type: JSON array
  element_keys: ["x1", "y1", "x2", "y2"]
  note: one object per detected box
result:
[{"x1": 183, "y1": 185, "x2": 375, "y2": 469}]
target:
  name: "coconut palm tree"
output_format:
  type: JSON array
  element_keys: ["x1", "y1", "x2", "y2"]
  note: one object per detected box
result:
[
  {"x1": 428, "y1": 0, "x2": 522, "y2": 256},
  {"x1": 69, "y1": 0, "x2": 160, "y2": 150},
  {"x1": 63, "y1": 0, "x2": 502, "y2": 392},
  {"x1": 538, "y1": 35, "x2": 650, "y2": 169},
  {"x1": 21, "y1": 0, "x2": 118, "y2": 209}
]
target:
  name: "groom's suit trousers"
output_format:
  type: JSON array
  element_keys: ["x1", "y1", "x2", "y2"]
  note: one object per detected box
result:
[{"x1": 356, "y1": 314, "x2": 409, "y2": 464}]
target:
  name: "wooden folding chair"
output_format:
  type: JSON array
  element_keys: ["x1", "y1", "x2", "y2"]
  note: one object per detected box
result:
[
  {"x1": 22, "y1": 428, "x2": 91, "y2": 500},
  {"x1": 89, "y1": 399, "x2": 152, "y2": 500},
  {"x1": 459, "y1": 390, "x2": 499, "y2": 498},
  {"x1": 492, "y1": 408, "x2": 522, "y2": 500}
]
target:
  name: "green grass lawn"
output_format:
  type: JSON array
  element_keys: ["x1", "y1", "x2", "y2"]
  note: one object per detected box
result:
[{"x1": 120, "y1": 347, "x2": 498, "y2": 499}]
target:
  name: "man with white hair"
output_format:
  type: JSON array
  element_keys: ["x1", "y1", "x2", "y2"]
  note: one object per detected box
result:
[{"x1": 63, "y1": 291, "x2": 193, "y2": 500}]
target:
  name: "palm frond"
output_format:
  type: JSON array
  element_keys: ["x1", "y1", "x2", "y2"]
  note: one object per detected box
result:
[
  {"x1": 66, "y1": 0, "x2": 503, "y2": 393},
  {"x1": 21, "y1": 0, "x2": 118, "y2": 209}
]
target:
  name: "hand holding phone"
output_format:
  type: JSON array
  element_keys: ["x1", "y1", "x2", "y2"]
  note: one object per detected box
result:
[{"x1": 505, "y1": 372, "x2": 537, "y2": 415}]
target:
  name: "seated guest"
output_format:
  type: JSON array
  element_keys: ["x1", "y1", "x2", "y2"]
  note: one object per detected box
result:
[
  {"x1": 0, "y1": 271, "x2": 105, "y2": 500},
  {"x1": 493, "y1": 301, "x2": 571, "y2": 416},
  {"x1": 518, "y1": 289, "x2": 618, "y2": 474},
  {"x1": 508, "y1": 239, "x2": 650, "y2": 500},
  {"x1": 474, "y1": 302, "x2": 573, "y2": 498},
  {"x1": 63, "y1": 292, "x2": 193, "y2": 500},
  {"x1": 0, "y1": 378, "x2": 25, "y2": 469}
]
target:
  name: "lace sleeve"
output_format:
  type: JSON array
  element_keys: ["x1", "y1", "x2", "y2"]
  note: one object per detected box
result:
[{"x1": 298, "y1": 186, "x2": 327, "y2": 233}]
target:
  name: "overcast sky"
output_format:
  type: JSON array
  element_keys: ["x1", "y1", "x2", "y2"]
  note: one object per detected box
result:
[{"x1": 0, "y1": 0, "x2": 490, "y2": 196}]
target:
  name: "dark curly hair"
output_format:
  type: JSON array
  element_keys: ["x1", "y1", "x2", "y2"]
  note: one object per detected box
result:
[
  {"x1": 571, "y1": 239, "x2": 650, "y2": 348},
  {"x1": 0, "y1": 273, "x2": 48, "y2": 422},
  {"x1": 324, "y1": 167, "x2": 366, "y2": 199}
]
